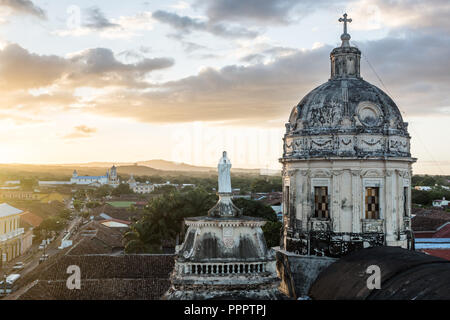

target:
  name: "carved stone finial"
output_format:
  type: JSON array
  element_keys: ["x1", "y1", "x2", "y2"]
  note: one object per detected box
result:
[{"x1": 338, "y1": 13, "x2": 352, "y2": 47}]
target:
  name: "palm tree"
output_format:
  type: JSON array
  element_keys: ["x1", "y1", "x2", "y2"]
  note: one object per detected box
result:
[
  {"x1": 123, "y1": 221, "x2": 160, "y2": 253},
  {"x1": 123, "y1": 188, "x2": 217, "y2": 253}
]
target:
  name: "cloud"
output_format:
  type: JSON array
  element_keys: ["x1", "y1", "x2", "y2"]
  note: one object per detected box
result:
[
  {"x1": 82, "y1": 6, "x2": 119, "y2": 30},
  {"x1": 152, "y1": 10, "x2": 258, "y2": 39},
  {"x1": 88, "y1": 45, "x2": 331, "y2": 124},
  {"x1": 353, "y1": 30, "x2": 450, "y2": 116},
  {"x1": 195, "y1": 0, "x2": 450, "y2": 31},
  {"x1": 0, "y1": 43, "x2": 67, "y2": 90},
  {"x1": 64, "y1": 125, "x2": 97, "y2": 139},
  {"x1": 0, "y1": 43, "x2": 174, "y2": 122},
  {"x1": 0, "y1": 0, "x2": 46, "y2": 19},
  {"x1": 53, "y1": 8, "x2": 154, "y2": 39},
  {"x1": 67, "y1": 48, "x2": 174, "y2": 87},
  {"x1": 169, "y1": 1, "x2": 190, "y2": 10},
  {"x1": 87, "y1": 30, "x2": 450, "y2": 125},
  {"x1": 195, "y1": 0, "x2": 335, "y2": 24},
  {"x1": 0, "y1": 44, "x2": 174, "y2": 91},
  {"x1": 349, "y1": 0, "x2": 450, "y2": 32}
]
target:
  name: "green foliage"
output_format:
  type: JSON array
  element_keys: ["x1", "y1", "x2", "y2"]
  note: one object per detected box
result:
[
  {"x1": 86, "y1": 201, "x2": 101, "y2": 209},
  {"x1": 73, "y1": 199, "x2": 83, "y2": 211},
  {"x1": 80, "y1": 211, "x2": 89, "y2": 219},
  {"x1": 57, "y1": 209, "x2": 71, "y2": 220},
  {"x1": 111, "y1": 183, "x2": 133, "y2": 196},
  {"x1": 262, "y1": 221, "x2": 282, "y2": 248},
  {"x1": 123, "y1": 221, "x2": 162, "y2": 253},
  {"x1": 411, "y1": 188, "x2": 450, "y2": 206},
  {"x1": 73, "y1": 189, "x2": 86, "y2": 201},
  {"x1": 233, "y1": 198, "x2": 281, "y2": 247},
  {"x1": 94, "y1": 184, "x2": 113, "y2": 198},
  {"x1": 151, "y1": 184, "x2": 177, "y2": 194},
  {"x1": 412, "y1": 174, "x2": 450, "y2": 187},
  {"x1": 233, "y1": 198, "x2": 278, "y2": 222},
  {"x1": 124, "y1": 188, "x2": 216, "y2": 253},
  {"x1": 37, "y1": 216, "x2": 67, "y2": 233},
  {"x1": 124, "y1": 189, "x2": 284, "y2": 252},
  {"x1": 250, "y1": 178, "x2": 282, "y2": 193}
]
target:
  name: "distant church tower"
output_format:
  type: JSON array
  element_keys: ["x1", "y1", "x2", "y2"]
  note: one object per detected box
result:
[
  {"x1": 108, "y1": 165, "x2": 119, "y2": 186},
  {"x1": 281, "y1": 14, "x2": 416, "y2": 257}
]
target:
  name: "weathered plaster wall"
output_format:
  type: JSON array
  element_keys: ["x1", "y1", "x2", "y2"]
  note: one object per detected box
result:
[{"x1": 275, "y1": 248, "x2": 337, "y2": 299}]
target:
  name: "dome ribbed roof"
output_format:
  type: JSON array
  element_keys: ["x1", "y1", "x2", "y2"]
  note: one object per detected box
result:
[
  {"x1": 282, "y1": 16, "x2": 412, "y2": 160},
  {"x1": 287, "y1": 78, "x2": 408, "y2": 136}
]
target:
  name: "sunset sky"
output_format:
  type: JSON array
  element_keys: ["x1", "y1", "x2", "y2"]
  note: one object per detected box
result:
[{"x1": 0, "y1": 0, "x2": 448, "y2": 173}]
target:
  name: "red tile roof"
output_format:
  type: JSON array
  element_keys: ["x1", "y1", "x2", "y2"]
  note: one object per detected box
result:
[
  {"x1": 20, "y1": 211, "x2": 43, "y2": 227},
  {"x1": 422, "y1": 249, "x2": 450, "y2": 261}
]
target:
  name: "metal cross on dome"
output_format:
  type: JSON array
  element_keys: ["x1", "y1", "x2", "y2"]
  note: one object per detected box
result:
[{"x1": 339, "y1": 13, "x2": 352, "y2": 35}]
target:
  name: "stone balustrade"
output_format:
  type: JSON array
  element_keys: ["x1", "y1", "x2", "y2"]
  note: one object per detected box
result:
[{"x1": 181, "y1": 262, "x2": 268, "y2": 275}]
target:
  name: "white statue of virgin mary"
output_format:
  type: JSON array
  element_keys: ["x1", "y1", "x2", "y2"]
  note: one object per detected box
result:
[{"x1": 218, "y1": 151, "x2": 232, "y2": 193}]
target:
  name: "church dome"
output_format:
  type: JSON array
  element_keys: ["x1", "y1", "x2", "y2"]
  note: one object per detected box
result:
[
  {"x1": 288, "y1": 78, "x2": 408, "y2": 135},
  {"x1": 283, "y1": 16, "x2": 411, "y2": 160}
]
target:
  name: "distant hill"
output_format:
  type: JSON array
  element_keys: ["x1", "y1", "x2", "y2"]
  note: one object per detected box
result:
[
  {"x1": 56, "y1": 159, "x2": 264, "y2": 174},
  {"x1": 115, "y1": 165, "x2": 161, "y2": 176},
  {"x1": 0, "y1": 160, "x2": 278, "y2": 181}
]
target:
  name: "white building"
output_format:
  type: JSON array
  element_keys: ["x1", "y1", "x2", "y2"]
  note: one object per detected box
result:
[
  {"x1": 127, "y1": 175, "x2": 154, "y2": 194},
  {"x1": 280, "y1": 14, "x2": 415, "y2": 257},
  {"x1": 69, "y1": 165, "x2": 119, "y2": 187},
  {"x1": 432, "y1": 198, "x2": 450, "y2": 208},
  {"x1": 414, "y1": 186, "x2": 432, "y2": 191}
]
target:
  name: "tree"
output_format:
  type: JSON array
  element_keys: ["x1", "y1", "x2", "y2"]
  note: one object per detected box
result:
[
  {"x1": 233, "y1": 198, "x2": 281, "y2": 247},
  {"x1": 151, "y1": 184, "x2": 177, "y2": 194},
  {"x1": 123, "y1": 221, "x2": 162, "y2": 253},
  {"x1": 58, "y1": 209, "x2": 72, "y2": 220},
  {"x1": 86, "y1": 201, "x2": 101, "y2": 209},
  {"x1": 250, "y1": 178, "x2": 282, "y2": 193},
  {"x1": 262, "y1": 221, "x2": 283, "y2": 247},
  {"x1": 421, "y1": 175, "x2": 437, "y2": 186},
  {"x1": 94, "y1": 185, "x2": 113, "y2": 199},
  {"x1": 73, "y1": 200, "x2": 84, "y2": 212},
  {"x1": 111, "y1": 183, "x2": 133, "y2": 196},
  {"x1": 73, "y1": 189, "x2": 86, "y2": 201},
  {"x1": 233, "y1": 198, "x2": 278, "y2": 222},
  {"x1": 35, "y1": 216, "x2": 68, "y2": 239},
  {"x1": 123, "y1": 188, "x2": 216, "y2": 253}
]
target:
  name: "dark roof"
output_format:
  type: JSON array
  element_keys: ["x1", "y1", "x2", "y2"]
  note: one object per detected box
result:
[
  {"x1": 31, "y1": 255, "x2": 174, "y2": 280},
  {"x1": 66, "y1": 220, "x2": 124, "y2": 255},
  {"x1": 412, "y1": 215, "x2": 448, "y2": 232},
  {"x1": 12, "y1": 254, "x2": 175, "y2": 300},
  {"x1": 412, "y1": 207, "x2": 450, "y2": 232},
  {"x1": 309, "y1": 246, "x2": 450, "y2": 300},
  {"x1": 16, "y1": 279, "x2": 170, "y2": 300},
  {"x1": 91, "y1": 204, "x2": 141, "y2": 222}
]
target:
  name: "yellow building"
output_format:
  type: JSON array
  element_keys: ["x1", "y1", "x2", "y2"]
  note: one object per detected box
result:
[
  {"x1": 0, "y1": 203, "x2": 25, "y2": 264},
  {"x1": 0, "y1": 190, "x2": 68, "y2": 203},
  {"x1": 0, "y1": 190, "x2": 40, "y2": 201}
]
